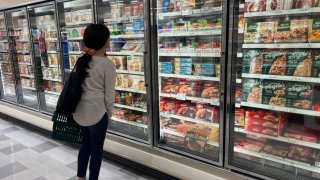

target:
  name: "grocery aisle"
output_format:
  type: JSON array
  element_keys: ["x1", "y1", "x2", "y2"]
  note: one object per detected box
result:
[{"x1": 0, "y1": 118, "x2": 157, "y2": 180}]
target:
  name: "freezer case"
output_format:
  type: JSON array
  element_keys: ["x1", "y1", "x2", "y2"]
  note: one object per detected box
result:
[
  {"x1": 6, "y1": 8, "x2": 39, "y2": 109},
  {"x1": 28, "y1": 2, "x2": 62, "y2": 114},
  {"x1": 0, "y1": 11, "x2": 17, "y2": 103},
  {"x1": 95, "y1": 0, "x2": 150, "y2": 142},
  {"x1": 155, "y1": 0, "x2": 225, "y2": 163},
  {"x1": 227, "y1": 0, "x2": 320, "y2": 179}
]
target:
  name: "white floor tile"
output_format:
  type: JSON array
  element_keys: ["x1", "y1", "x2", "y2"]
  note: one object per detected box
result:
[
  {"x1": 2, "y1": 169, "x2": 39, "y2": 180},
  {"x1": 42, "y1": 146, "x2": 77, "y2": 165}
]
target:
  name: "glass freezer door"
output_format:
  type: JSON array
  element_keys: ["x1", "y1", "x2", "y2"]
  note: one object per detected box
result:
[
  {"x1": 28, "y1": 3, "x2": 62, "y2": 114},
  {"x1": 155, "y1": 0, "x2": 225, "y2": 162},
  {"x1": 227, "y1": 0, "x2": 320, "y2": 179},
  {"x1": 0, "y1": 12, "x2": 17, "y2": 103},
  {"x1": 96, "y1": 0, "x2": 150, "y2": 142},
  {"x1": 6, "y1": 8, "x2": 39, "y2": 109}
]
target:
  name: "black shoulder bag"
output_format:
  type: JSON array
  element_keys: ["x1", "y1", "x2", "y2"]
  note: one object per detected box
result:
[{"x1": 52, "y1": 67, "x2": 84, "y2": 143}]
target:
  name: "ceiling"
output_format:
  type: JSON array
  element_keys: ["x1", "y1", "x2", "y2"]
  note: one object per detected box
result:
[{"x1": 0, "y1": 0, "x2": 44, "y2": 10}]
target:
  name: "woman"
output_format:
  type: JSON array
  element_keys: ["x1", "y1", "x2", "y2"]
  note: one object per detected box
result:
[{"x1": 73, "y1": 24, "x2": 116, "y2": 180}]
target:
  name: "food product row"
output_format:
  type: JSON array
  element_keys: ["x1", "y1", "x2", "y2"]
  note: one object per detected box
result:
[
  {"x1": 244, "y1": 19, "x2": 320, "y2": 43},
  {"x1": 115, "y1": 74, "x2": 146, "y2": 91},
  {"x1": 44, "y1": 81, "x2": 62, "y2": 93},
  {"x1": 2, "y1": 75, "x2": 13, "y2": 85},
  {"x1": 104, "y1": 1, "x2": 144, "y2": 19},
  {"x1": 115, "y1": 91, "x2": 147, "y2": 109},
  {"x1": 64, "y1": 9, "x2": 92, "y2": 25},
  {"x1": 160, "y1": 57, "x2": 219, "y2": 77},
  {"x1": 1, "y1": 64, "x2": 12, "y2": 73},
  {"x1": 235, "y1": 134, "x2": 320, "y2": 167},
  {"x1": 0, "y1": 43, "x2": 8, "y2": 51},
  {"x1": 32, "y1": 27, "x2": 58, "y2": 40},
  {"x1": 21, "y1": 78, "x2": 35, "y2": 89},
  {"x1": 244, "y1": 0, "x2": 320, "y2": 13},
  {"x1": 42, "y1": 67, "x2": 61, "y2": 80},
  {"x1": 0, "y1": 54, "x2": 9, "y2": 62},
  {"x1": 242, "y1": 78, "x2": 320, "y2": 111},
  {"x1": 161, "y1": 78, "x2": 219, "y2": 99},
  {"x1": 110, "y1": 56, "x2": 144, "y2": 71},
  {"x1": 12, "y1": 18, "x2": 28, "y2": 29},
  {"x1": 243, "y1": 49, "x2": 320, "y2": 78},
  {"x1": 110, "y1": 40, "x2": 144, "y2": 52},
  {"x1": 158, "y1": 18, "x2": 222, "y2": 33},
  {"x1": 159, "y1": 38, "x2": 221, "y2": 53},
  {"x1": 35, "y1": 15, "x2": 55, "y2": 27},
  {"x1": 160, "y1": 98, "x2": 219, "y2": 123},
  {"x1": 158, "y1": 0, "x2": 222, "y2": 13},
  {"x1": 18, "y1": 65, "x2": 33, "y2": 76},
  {"x1": 113, "y1": 108, "x2": 147, "y2": 124},
  {"x1": 235, "y1": 109, "x2": 319, "y2": 141},
  {"x1": 105, "y1": 20, "x2": 144, "y2": 35}
]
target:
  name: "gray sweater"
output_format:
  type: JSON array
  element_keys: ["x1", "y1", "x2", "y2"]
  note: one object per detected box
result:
[{"x1": 73, "y1": 56, "x2": 116, "y2": 126}]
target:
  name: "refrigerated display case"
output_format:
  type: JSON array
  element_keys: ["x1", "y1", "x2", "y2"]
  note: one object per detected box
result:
[
  {"x1": 95, "y1": 0, "x2": 151, "y2": 142},
  {"x1": 227, "y1": 0, "x2": 320, "y2": 179},
  {"x1": 0, "y1": 11, "x2": 17, "y2": 103},
  {"x1": 56, "y1": 0, "x2": 94, "y2": 73},
  {"x1": 154, "y1": 0, "x2": 226, "y2": 163},
  {"x1": 28, "y1": 2, "x2": 62, "y2": 114},
  {"x1": 6, "y1": 8, "x2": 39, "y2": 109}
]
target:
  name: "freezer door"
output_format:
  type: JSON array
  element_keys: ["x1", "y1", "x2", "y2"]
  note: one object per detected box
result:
[
  {"x1": 96, "y1": 0, "x2": 151, "y2": 143},
  {"x1": 226, "y1": 0, "x2": 320, "y2": 179},
  {"x1": 154, "y1": 0, "x2": 226, "y2": 164},
  {"x1": 0, "y1": 11, "x2": 17, "y2": 103},
  {"x1": 28, "y1": 2, "x2": 62, "y2": 114}
]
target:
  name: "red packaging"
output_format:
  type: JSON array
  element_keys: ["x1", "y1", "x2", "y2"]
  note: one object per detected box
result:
[
  {"x1": 244, "y1": 0, "x2": 266, "y2": 13},
  {"x1": 245, "y1": 110, "x2": 284, "y2": 122},
  {"x1": 246, "y1": 118, "x2": 279, "y2": 129},
  {"x1": 176, "y1": 103, "x2": 196, "y2": 118},
  {"x1": 245, "y1": 124, "x2": 282, "y2": 136},
  {"x1": 177, "y1": 80, "x2": 201, "y2": 97},
  {"x1": 235, "y1": 109, "x2": 245, "y2": 126},
  {"x1": 201, "y1": 82, "x2": 219, "y2": 98},
  {"x1": 287, "y1": 145, "x2": 317, "y2": 164},
  {"x1": 284, "y1": 124, "x2": 319, "y2": 143},
  {"x1": 194, "y1": 103, "x2": 213, "y2": 122},
  {"x1": 162, "y1": 78, "x2": 179, "y2": 94},
  {"x1": 236, "y1": 137, "x2": 265, "y2": 152}
]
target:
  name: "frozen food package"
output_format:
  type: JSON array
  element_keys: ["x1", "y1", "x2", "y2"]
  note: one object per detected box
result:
[
  {"x1": 161, "y1": 78, "x2": 179, "y2": 93},
  {"x1": 72, "y1": 11, "x2": 80, "y2": 24},
  {"x1": 262, "y1": 49, "x2": 287, "y2": 75},
  {"x1": 292, "y1": 0, "x2": 312, "y2": 9},
  {"x1": 201, "y1": 82, "x2": 219, "y2": 98},
  {"x1": 127, "y1": 56, "x2": 143, "y2": 71},
  {"x1": 242, "y1": 78, "x2": 263, "y2": 103},
  {"x1": 122, "y1": 75, "x2": 134, "y2": 88},
  {"x1": 312, "y1": 50, "x2": 320, "y2": 78},
  {"x1": 115, "y1": 74, "x2": 124, "y2": 88},
  {"x1": 263, "y1": 142, "x2": 290, "y2": 157},
  {"x1": 244, "y1": 0, "x2": 266, "y2": 12},
  {"x1": 286, "y1": 82, "x2": 313, "y2": 109},
  {"x1": 286, "y1": 49, "x2": 312, "y2": 77},
  {"x1": 235, "y1": 109, "x2": 245, "y2": 126},
  {"x1": 266, "y1": 0, "x2": 284, "y2": 11},
  {"x1": 274, "y1": 19, "x2": 308, "y2": 43},
  {"x1": 262, "y1": 80, "x2": 286, "y2": 106},
  {"x1": 287, "y1": 145, "x2": 317, "y2": 164},
  {"x1": 242, "y1": 49, "x2": 265, "y2": 74},
  {"x1": 110, "y1": 56, "x2": 127, "y2": 70},
  {"x1": 309, "y1": 18, "x2": 320, "y2": 43},
  {"x1": 245, "y1": 124, "x2": 280, "y2": 136},
  {"x1": 244, "y1": 22, "x2": 274, "y2": 43}
]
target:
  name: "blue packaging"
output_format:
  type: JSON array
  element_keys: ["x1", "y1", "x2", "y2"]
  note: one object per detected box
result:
[
  {"x1": 161, "y1": 66, "x2": 174, "y2": 71},
  {"x1": 162, "y1": 0, "x2": 170, "y2": 12},
  {"x1": 195, "y1": 64, "x2": 215, "y2": 68},
  {"x1": 178, "y1": 58, "x2": 192, "y2": 63},
  {"x1": 175, "y1": 63, "x2": 192, "y2": 67},
  {"x1": 161, "y1": 62, "x2": 173, "y2": 67},
  {"x1": 179, "y1": 67, "x2": 192, "y2": 71}
]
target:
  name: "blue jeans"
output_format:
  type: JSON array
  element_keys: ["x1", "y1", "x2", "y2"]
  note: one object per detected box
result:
[{"x1": 77, "y1": 113, "x2": 108, "y2": 180}]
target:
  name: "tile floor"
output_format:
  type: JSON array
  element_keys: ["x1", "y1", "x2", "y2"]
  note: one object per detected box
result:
[{"x1": 0, "y1": 118, "x2": 158, "y2": 180}]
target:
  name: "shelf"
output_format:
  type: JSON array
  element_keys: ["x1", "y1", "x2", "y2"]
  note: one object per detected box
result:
[
  {"x1": 2, "y1": 72, "x2": 13, "y2": 75},
  {"x1": 42, "y1": 64, "x2": 59, "y2": 68},
  {"x1": 107, "y1": 52, "x2": 144, "y2": 56},
  {"x1": 159, "y1": 93, "x2": 220, "y2": 106},
  {"x1": 19, "y1": 62, "x2": 32, "y2": 66},
  {"x1": 114, "y1": 103, "x2": 147, "y2": 113},
  {"x1": 161, "y1": 129, "x2": 186, "y2": 137},
  {"x1": 158, "y1": 29, "x2": 221, "y2": 37},
  {"x1": 66, "y1": 37, "x2": 83, "y2": 41},
  {"x1": 44, "y1": 90, "x2": 60, "y2": 96},
  {"x1": 22, "y1": 86, "x2": 36, "y2": 91},
  {"x1": 15, "y1": 39, "x2": 29, "y2": 43},
  {"x1": 13, "y1": 27, "x2": 24, "y2": 31},
  {"x1": 243, "y1": 43, "x2": 320, "y2": 49},
  {"x1": 158, "y1": 7, "x2": 222, "y2": 19},
  {"x1": 244, "y1": 7, "x2": 320, "y2": 18},
  {"x1": 0, "y1": 61, "x2": 10, "y2": 64},
  {"x1": 236, "y1": 79, "x2": 242, "y2": 83},
  {"x1": 68, "y1": 51, "x2": 82, "y2": 55},
  {"x1": 116, "y1": 70, "x2": 144, "y2": 75},
  {"x1": 43, "y1": 77, "x2": 62, "y2": 82},
  {"x1": 235, "y1": 103, "x2": 241, "y2": 108},
  {"x1": 235, "y1": 127, "x2": 320, "y2": 150},
  {"x1": 240, "y1": 102, "x2": 320, "y2": 117},
  {"x1": 47, "y1": 51, "x2": 59, "y2": 54},
  {"x1": 159, "y1": 73, "x2": 219, "y2": 81},
  {"x1": 115, "y1": 87, "x2": 146, "y2": 94},
  {"x1": 20, "y1": 74, "x2": 34, "y2": 78},
  {"x1": 0, "y1": 50, "x2": 8, "y2": 53},
  {"x1": 104, "y1": 16, "x2": 143, "y2": 23},
  {"x1": 16, "y1": 50, "x2": 30, "y2": 54},
  {"x1": 0, "y1": 40, "x2": 8, "y2": 43},
  {"x1": 111, "y1": 117, "x2": 147, "y2": 129},
  {"x1": 161, "y1": 113, "x2": 219, "y2": 127},
  {"x1": 65, "y1": 22, "x2": 92, "y2": 27},
  {"x1": 234, "y1": 147, "x2": 320, "y2": 174},
  {"x1": 111, "y1": 34, "x2": 144, "y2": 39},
  {"x1": 237, "y1": 53, "x2": 242, "y2": 58},
  {"x1": 45, "y1": 38, "x2": 57, "y2": 42},
  {"x1": 158, "y1": 51, "x2": 220, "y2": 57},
  {"x1": 242, "y1": 73, "x2": 320, "y2": 83}
]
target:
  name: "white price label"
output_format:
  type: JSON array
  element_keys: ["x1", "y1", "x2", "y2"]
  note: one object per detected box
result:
[
  {"x1": 287, "y1": 108, "x2": 296, "y2": 113},
  {"x1": 210, "y1": 98, "x2": 219, "y2": 105},
  {"x1": 176, "y1": 93, "x2": 186, "y2": 100}
]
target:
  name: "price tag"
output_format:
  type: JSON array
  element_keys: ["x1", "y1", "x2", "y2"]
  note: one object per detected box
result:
[
  {"x1": 287, "y1": 108, "x2": 296, "y2": 113},
  {"x1": 176, "y1": 93, "x2": 186, "y2": 100},
  {"x1": 210, "y1": 98, "x2": 219, "y2": 105}
]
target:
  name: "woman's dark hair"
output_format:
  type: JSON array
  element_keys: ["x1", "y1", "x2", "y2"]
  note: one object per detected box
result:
[{"x1": 75, "y1": 24, "x2": 110, "y2": 77}]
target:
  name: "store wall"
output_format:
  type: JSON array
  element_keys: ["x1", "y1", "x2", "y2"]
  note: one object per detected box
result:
[{"x1": 0, "y1": 0, "x2": 43, "y2": 9}]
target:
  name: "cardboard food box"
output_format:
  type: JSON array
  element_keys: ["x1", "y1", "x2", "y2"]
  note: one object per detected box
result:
[
  {"x1": 287, "y1": 145, "x2": 317, "y2": 164},
  {"x1": 286, "y1": 49, "x2": 312, "y2": 77},
  {"x1": 109, "y1": 56, "x2": 127, "y2": 70},
  {"x1": 262, "y1": 80, "x2": 286, "y2": 106},
  {"x1": 262, "y1": 49, "x2": 287, "y2": 75},
  {"x1": 312, "y1": 50, "x2": 320, "y2": 78},
  {"x1": 242, "y1": 78, "x2": 263, "y2": 103},
  {"x1": 263, "y1": 142, "x2": 290, "y2": 158},
  {"x1": 161, "y1": 78, "x2": 179, "y2": 93},
  {"x1": 201, "y1": 82, "x2": 219, "y2": 98},
  {"x1": 242, "y1": 49, "x2": 265, "y2": 74},
  {"x1": 309, "y1": 18, "x2": 320, "y2": 43},
  {"x1": 286, "y1": 82, "x2": 314, "y2": 110},
  {"x1": 244, "y1": 0, "x2": 266, "y2": 13},
  {"x1": 274, "y1": 19, "x2": 308, "y2": 43},
  {"x1": 244, "y1": 22, "x2": 274, "y2": 43}
]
